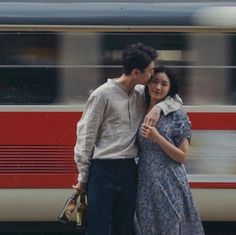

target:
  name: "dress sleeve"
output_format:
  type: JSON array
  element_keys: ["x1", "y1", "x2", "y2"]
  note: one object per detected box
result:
[{"x1": 173, "y1": 111, "x2": 192, "y2": 146}]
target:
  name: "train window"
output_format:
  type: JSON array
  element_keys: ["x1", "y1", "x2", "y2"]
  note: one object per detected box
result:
[
  {"x1": 0, "y1": 32, "x2": 59, "y2": 104},
  {"x1": 229, "y1": 34, "x2": 236, "y2": 104},
  {"x1": 183, "y1": 33, "x2": 236, "y2": 105},
  {"x1": 0, "y1": 31, "x2": 187, "y2": 105},
  {"x1": 0, "y1": 31, "x2": 236, "y2": 106},
  {"x1": 45, "y1": 31, "x2": 236, "y2": 106}
]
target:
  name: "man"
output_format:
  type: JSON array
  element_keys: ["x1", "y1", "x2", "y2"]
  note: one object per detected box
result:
[{"x1": 73, "y1": 42, "x2": 182, "y2": 235}]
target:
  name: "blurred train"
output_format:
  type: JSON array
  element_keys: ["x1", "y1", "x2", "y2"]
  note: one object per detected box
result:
[{"x1": 0, "y1": 1, "x2": 236, "y2": 226}]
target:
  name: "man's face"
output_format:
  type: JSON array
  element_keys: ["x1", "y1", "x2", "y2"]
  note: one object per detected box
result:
[{"x1": 138, "y1": 61, "x2": 155, "y2": 85}]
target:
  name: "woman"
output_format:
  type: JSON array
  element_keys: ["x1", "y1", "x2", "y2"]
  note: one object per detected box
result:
[{"x1": 135, "y1": 66, "x2": 205, "y2": 235}]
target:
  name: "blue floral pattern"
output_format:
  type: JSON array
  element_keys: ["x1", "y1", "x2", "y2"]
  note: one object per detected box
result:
[{"x1": 135, "y1": 110, "x2": 205, "y2": 235}]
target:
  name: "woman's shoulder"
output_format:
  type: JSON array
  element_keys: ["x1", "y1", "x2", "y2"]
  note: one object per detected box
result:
[
  {"x1": 170, "y1": 109, "x2": 190, "y2": 124},
  {"x1": 173, "y1": 109, "x2": 187, "y2": 116},
  {"x1": 169, "y1": 109, "x2": 187, "y2": 118}
]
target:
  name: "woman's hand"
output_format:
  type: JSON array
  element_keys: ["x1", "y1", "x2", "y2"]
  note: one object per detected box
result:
[{"x1": 140, "y1": 123, "x2": 159, "y2": 141}]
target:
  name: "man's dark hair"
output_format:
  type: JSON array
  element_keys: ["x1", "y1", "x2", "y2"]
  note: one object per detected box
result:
[{"x1": 122, "y1": 42, "x2": 158, "y2": 75}]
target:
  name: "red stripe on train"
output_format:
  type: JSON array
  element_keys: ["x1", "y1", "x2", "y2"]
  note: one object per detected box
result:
[
  {"x1": 0, "y1": 112, "x2": 83, "y2": 145},
  {"x1": 1, "y1": 173, "x2": 236, "y2": 189},
  {"x1": 0, "y1": 112, "x2": 236, "y2": 144},
  {"x1": 0, "y1": 111, "x2": 236, "y2": 188},
  {"x1": 188, "y1": 112, "x2": 236, "y2": 130},
  {"x1": 190, "y1": 182, "x2": 236, "y2": 189},
  {"x1": 0, "y1": 173, "x2": 77, "y2": 188}
]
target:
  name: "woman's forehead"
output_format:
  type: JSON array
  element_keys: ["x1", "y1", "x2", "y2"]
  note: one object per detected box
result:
[{"x1": 153, "y1": 72, "x2": 169, "y2": 81}]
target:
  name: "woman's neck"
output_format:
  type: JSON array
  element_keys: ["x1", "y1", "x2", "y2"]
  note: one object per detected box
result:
[
  {"x1": 147, "y1": 101, "x2": 156, "y2": 113},
  {"x1": 147, "y1": 97, "x2": 165, "y2": 113}
]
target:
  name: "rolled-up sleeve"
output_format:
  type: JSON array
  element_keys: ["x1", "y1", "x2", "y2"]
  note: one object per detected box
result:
[
  {"x1": 157, "y1": 94, "x2": 183, "y2": 115},
  {"x1": 74, "y1": 93, "x2": 105, "y2": 183}
]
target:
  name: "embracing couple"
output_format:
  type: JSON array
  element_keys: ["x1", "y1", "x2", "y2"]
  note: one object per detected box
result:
[{"x1": 73, "y1": 43, "x2": 205, "y2": 235}]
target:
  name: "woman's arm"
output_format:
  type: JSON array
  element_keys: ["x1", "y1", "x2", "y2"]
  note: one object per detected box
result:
[{"x1": 140, "y1": 123, "x2": 189, "y2": 163}]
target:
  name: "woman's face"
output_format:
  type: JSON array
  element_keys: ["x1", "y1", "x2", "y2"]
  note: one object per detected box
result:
[{"x1": 148, "y1": 72, "x2": 171, "y2": 103}]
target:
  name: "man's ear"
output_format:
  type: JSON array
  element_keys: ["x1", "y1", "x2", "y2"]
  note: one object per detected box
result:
[{"x1": 132, "y1": 68, "x2": 140, "y2": 76}]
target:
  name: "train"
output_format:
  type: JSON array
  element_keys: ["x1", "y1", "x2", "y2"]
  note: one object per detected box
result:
[{"x1": 0, "y1": 0, "x2": 236, "y2": 227}]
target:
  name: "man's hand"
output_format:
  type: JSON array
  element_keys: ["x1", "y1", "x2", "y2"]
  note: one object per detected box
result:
[
  {"x1": 73, "y1": 181, "x2": 87, "y2": 194},
  {"x1": 144, "y1": 106, "x2": 161, "y2": 126}
]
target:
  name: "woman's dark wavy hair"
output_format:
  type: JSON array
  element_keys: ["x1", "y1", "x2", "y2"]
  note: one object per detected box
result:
[{"x1": 145, "y1": 66, "x2": 179, "y2": 105}]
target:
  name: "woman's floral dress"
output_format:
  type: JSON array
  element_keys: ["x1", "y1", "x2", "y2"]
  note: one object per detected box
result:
[{"x1": 135, "y1": 110, "x2": 205, "y2": 235}]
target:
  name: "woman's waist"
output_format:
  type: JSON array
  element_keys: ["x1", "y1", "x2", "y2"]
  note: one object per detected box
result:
[{"x1": 137, "y1": 152, "x2": 182, "y2": 166}]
